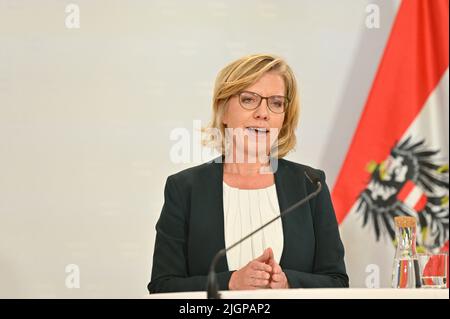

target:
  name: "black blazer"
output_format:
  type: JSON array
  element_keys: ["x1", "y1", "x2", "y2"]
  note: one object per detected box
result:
[{"x1": 148, "y1": 157, "x2": 349, "y2": 293}]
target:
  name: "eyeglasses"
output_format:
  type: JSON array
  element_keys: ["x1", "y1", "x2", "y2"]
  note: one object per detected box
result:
[{"x1": 237, "y1": 91, "x2": 289, "y2": 114}]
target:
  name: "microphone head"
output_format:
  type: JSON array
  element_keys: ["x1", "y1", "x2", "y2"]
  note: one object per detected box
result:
[{"x1": 304, "y1": 167, "x2": 321, "y2": 185}]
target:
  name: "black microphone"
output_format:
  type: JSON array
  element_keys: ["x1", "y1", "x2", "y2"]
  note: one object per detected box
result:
[{"x1": 207, "y1": 167, "x2": 323, "y2": 299}]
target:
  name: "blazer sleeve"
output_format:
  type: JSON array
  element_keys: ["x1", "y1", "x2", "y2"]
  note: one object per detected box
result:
[
  {"x1": 148, "y1": 176, "x2": 233, "y2": 293},
  {"x1": 284, "y1": 170, "x2": 349, "y2": 288}
]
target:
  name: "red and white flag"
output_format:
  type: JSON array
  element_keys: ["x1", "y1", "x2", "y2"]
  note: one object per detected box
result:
[{"x1": 332, "y1": 0, "x2": 449, "y2": 287}]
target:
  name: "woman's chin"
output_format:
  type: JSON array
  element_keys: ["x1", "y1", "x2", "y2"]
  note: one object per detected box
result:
[{"x1": 232, "y1": 144, "x2": 271, "y2": 161}]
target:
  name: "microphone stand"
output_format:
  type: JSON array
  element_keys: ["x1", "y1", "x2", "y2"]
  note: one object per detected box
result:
[{"x1": 207, "y1": 177, "x2": 322, "y2": 299}]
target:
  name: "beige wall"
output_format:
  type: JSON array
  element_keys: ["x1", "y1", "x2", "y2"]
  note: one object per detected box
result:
[{"x1": 0, "y1": 0, "x2": 400, "y2": 297}]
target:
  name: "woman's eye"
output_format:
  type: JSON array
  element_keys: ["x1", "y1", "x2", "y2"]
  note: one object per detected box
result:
[
  {"x1": 272, "y1": 101, "x2": 283, "y2": 108},
  {"x1": 242, "y1": 97, "x2": 255, "y2": 104}
]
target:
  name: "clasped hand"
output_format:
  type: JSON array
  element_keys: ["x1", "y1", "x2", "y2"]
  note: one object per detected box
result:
[{"x1": 228, "y1": 247, "x2": 289, "y2": 290}]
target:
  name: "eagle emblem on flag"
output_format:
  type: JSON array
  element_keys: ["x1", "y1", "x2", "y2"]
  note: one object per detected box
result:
[{"x1": 356, "y1": 135, "x2": 449, "y2": 251}]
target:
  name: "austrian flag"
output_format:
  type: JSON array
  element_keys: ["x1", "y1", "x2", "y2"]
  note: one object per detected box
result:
[
  {"x1": 397, "y1": 180, "x2": 428, "y2": 213},
  {"x1": 332, "y1": 0, "x2": 449, "y2": 287}
]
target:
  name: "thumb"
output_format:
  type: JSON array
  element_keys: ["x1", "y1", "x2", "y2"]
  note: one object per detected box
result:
[
  {"x1": 255, "y1": 248, "x2": 271, "y2": 262},
  {"x1": 266, "y1": 247, "x2": 274, "y2": 261}
]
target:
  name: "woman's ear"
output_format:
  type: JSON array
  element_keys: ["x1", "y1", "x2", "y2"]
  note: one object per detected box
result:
[
  {"x1": 221, "y1": 100, "x2": 230, "y2": 125},
  {"x1": 222, "y1": 112, "x2": 228, "y2": 126}
]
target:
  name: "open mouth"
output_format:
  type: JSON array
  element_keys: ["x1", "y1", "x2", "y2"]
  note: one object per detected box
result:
[{"x1": 245, "y1": 127, "x2": 270, "y2": 134}]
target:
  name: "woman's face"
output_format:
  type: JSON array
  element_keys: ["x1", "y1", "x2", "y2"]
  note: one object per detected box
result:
[{"x1": 222, "y1": 71, "x2": 286, "y2": 161}]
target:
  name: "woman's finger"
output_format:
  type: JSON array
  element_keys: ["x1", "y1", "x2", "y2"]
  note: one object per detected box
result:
[
  {"x1": 250, "y1": 270, "x2": 270, "y2": 280},
  {"x1": 271, "y1": 263, "x2": 282, "y2": 274},
  {"x1": 271, "y1": 273, "x2": 283, "y2": 282},
  {"x1": 250, "y1": 261, "x2": 272, "y2": 273},
  {"x1": 270, "y1": 281, "x2": 284, "y2": 289},
  {"x1": 250, "y1": 277, "x2": 269, "y2": 287}
]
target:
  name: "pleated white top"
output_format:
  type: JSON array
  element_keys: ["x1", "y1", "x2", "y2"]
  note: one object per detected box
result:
[{"x1": 223, "y1": 182, "x2": 284, "y2": 271}]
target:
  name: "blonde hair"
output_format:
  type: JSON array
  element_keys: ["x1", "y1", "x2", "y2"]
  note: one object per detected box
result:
[{"x1": 203, "y1": 54, "x2": 300, "y2": 158}]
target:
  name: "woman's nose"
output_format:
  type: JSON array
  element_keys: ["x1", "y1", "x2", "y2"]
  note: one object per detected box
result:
[{"x1": 254, "y1": 100, "x2": 270, "y2": 120}]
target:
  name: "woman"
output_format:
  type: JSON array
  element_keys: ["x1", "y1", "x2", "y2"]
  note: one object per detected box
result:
[{"x1": 148, "y1": 54, "x2": 349, "y2": 293}]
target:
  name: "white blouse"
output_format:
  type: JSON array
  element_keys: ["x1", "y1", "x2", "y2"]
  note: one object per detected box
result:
[{"x1": 223, "y1": 182, "x2": 284, "y2": 270}]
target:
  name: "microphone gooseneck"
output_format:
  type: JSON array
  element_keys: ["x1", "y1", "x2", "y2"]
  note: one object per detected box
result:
[{"x1": 207, "y1": 168, "x2": 323, "y2": 299}]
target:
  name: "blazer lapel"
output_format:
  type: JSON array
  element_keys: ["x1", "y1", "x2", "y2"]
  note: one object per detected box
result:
[
  {"x1": 273, "y1": 158, "x2": 306, "y2": 211},
  {"x1": 202, "y1": 157, "x2": 229, "y2": 272},
  {"x1": 202, "y1": 156, "x2": 307, "y2": 272},
  {"x1": 273, "y1": 158, "x2": 308, "y2": 266}
]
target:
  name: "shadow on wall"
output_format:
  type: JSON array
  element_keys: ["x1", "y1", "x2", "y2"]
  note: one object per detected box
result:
[
  {"x1": 320, "y1": 0, "x2": 399, "y2": 188},
  {"x1": 321, "y1": 0, "x2": 400, "y2": 288}
]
